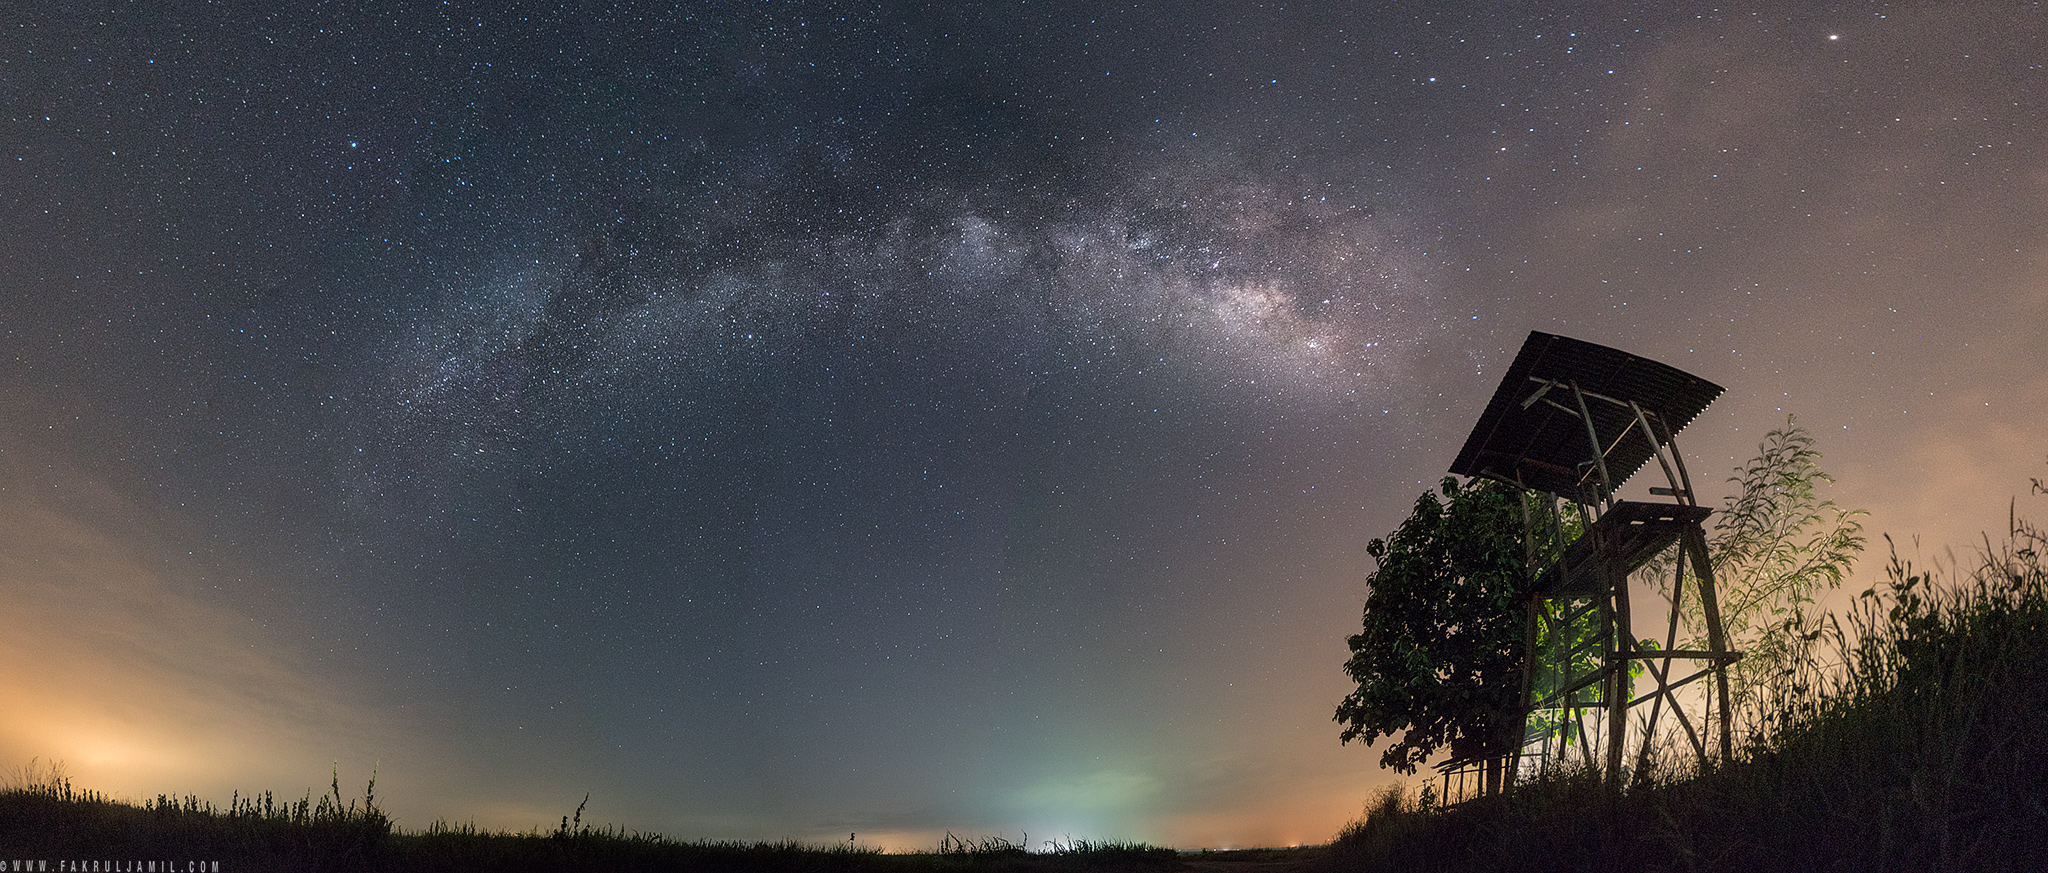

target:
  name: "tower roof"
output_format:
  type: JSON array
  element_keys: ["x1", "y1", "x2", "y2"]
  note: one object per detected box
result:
[{"x1": 1449, "y1": 331, "x2": 1722, "y2": 500}]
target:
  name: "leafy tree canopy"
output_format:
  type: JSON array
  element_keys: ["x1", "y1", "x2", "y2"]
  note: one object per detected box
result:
[{"x1": 1335, "y1": 477, "x2": 1529, "y2": 774}]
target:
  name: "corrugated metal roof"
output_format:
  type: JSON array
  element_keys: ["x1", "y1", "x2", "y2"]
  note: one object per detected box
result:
[{"x1": 1448, "y1": 332, "x2": 1722, "y2": 500}]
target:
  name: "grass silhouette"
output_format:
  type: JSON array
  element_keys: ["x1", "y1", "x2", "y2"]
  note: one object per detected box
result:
[
  {"x1": 1326, "y1": 481, "x2": 2048, "y2": 872},
  {"x1": 0, "y1": 762, "x2": 1180, "y2": 871}
]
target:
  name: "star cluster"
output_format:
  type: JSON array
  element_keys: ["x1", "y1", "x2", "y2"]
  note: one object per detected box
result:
[{"x1": 2, "y1": 0, "x2": 2045, "y2": 850}]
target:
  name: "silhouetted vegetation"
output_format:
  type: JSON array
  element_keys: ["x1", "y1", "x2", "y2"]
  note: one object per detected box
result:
[
  {"x1": 0, "y1": 767, "x2": 1180, "y2": 872},
  {"x1": 1653, "y1": 416, "x2": 1866, "y2": 714},
  {"x1": 1339, "y1": 419, "x2": 1865, "y2": 793},
  {"x1": 1335, "y1": 477, "x2": 1534, "y2": 776},
  {"x1": 1325, "y1": 470, "x2": 2048, "y2": 872}
]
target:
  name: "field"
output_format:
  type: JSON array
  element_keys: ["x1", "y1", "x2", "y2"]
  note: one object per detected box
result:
[
  {"x1": 0, "y1": 777, "x2": 1188, "y2": 872},
  {"x1": 8, "y1": 492, "x2": 2048, "y2": 870}
]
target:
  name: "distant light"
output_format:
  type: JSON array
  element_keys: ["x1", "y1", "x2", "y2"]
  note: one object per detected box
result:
[{"x1": 1827, "y1": 33, "x2": 1840, "y2": 40}]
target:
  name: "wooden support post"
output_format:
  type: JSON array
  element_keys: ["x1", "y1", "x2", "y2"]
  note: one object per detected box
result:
[
  {"x1": 1570, "y1": 383, "x2": 1613, "y2": 508},
  {"x1": 1512, "y1": 593, "x2": 1537, "y2": 791},
  {"x1": 1604, "y1": 519, "x2": 1634, "y2": 785},
  {"x1": 1633, "y1": 553, "x2": 1687, "y2": 775},
  {"x1": 1683, "y1": 526, "x2": 1735, "y2": 760},
  {"x1": 1629, "y1": 401, "x2": 1688, "y2": 503}
]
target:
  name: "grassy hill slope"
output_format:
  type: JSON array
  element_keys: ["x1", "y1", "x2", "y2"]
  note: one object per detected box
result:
[{"x1": 1327, "y1": 523, "x2": 2048, "y2": 873}]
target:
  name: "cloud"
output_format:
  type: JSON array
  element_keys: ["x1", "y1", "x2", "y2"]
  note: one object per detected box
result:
[{"x1": 0, "y1": 448, "x2": 406, "y2": 808}]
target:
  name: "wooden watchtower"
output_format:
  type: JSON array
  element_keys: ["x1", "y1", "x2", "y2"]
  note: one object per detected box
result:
[{"x1": 1447, "y1": 331, "x2": 1740, "y2": 790}]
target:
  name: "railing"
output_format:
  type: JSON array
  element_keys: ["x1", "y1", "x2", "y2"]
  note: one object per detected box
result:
[{"x1": 1432, "y1": 757, "x2": 1503, "y2": 807}]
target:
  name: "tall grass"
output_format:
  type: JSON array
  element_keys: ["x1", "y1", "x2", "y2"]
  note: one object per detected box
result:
[
  {"x1": 0, "y1": 764, "x2": 397, "y2": 871},
  {"x1": 0, "y1": 765, "x2": 1178, "y2": 871},
  {"x1": 1329, "y1": 494, "x2": 2048, "y2": 872}
]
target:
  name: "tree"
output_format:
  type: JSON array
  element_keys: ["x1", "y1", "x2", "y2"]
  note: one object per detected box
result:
[
  {"x1": 1335, "y1": 477, "x2": 1529, "y2": 776},
  {"x1": 1338, "y1": 417, "x2": 1864, "y2": 781},
  {"x1": 1657, "y1": 416, "x2": 1866, "y2": 715}
]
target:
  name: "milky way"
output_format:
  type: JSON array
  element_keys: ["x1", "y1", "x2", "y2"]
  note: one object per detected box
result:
[{"x1": 3, "y1": 0, "x2": 2045, "y2": 850}]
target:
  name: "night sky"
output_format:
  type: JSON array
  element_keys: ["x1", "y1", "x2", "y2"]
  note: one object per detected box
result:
[{"x1": 4, "y1": 1, "x2": 2045, "y2": 850}]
